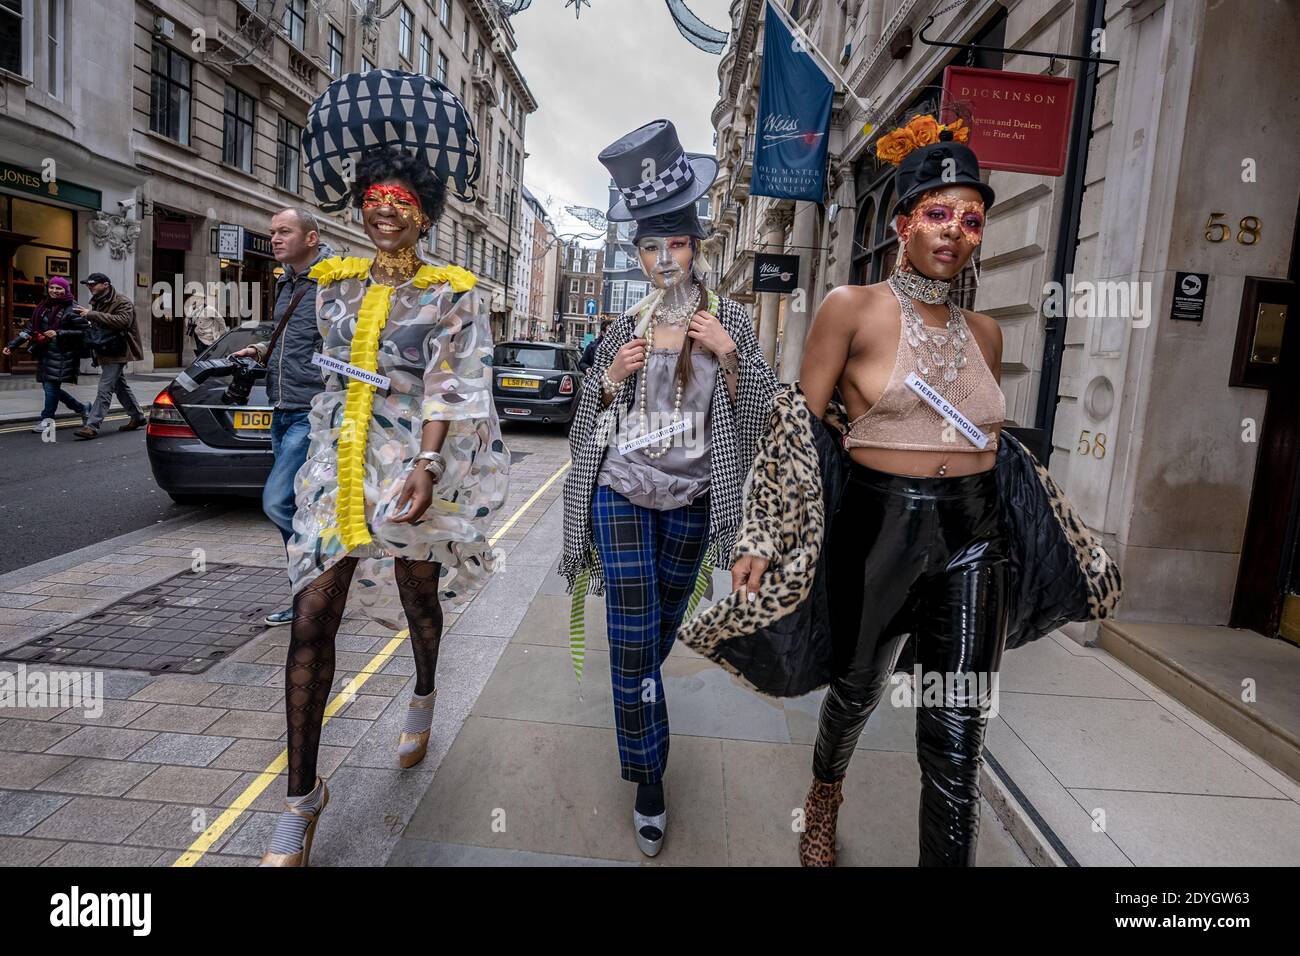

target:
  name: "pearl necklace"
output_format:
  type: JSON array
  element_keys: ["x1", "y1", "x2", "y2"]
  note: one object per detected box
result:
[
  {"x1": 637, "y1": 314, "x2": 687, "y2": 461},
  {"x1": 889, "y1": 274, "x2": 968, "y2": 393}
]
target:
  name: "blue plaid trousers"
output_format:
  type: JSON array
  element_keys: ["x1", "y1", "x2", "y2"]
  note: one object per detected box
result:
[{"x1": 591, "y1": 484, "x2": 711, "y2": 784}]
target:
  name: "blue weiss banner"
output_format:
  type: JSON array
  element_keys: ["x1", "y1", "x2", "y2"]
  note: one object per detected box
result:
[{"x1": 752, "y1": 0, "x2": 835, "y2": 202}]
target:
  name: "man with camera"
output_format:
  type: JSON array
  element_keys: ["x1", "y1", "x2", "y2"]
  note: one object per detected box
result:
[
  {"x1": 73, "y1": 273, "x2": 146, "y2": 440},
  {"x1": 230, "y1": 208, "x2": 333, "y2": 626}
]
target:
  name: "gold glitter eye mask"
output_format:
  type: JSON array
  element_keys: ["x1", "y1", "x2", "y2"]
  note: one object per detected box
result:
[{"x1": 907, "y1": 195, "x2": 985, "y2": 244}]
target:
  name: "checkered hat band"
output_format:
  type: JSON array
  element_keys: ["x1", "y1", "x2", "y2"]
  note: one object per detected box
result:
[{"x1": 619, "y1": 154, "x2": 694, "y2": 209}]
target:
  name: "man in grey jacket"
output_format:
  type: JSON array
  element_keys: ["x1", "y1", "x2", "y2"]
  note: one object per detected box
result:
[{"x1": 232, "y1": 208, "x2": 332, "y2": 625}]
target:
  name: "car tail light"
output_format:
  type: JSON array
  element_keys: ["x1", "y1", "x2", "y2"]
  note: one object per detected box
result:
[
  {"x1": 147, "y1": 387, "x2": 196, "y2": 438},
  {"x1": 558, "y1": 375, "x2": 574, "y2": 395}
]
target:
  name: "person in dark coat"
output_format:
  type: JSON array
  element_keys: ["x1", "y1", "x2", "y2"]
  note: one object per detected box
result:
[
  {"x1": 579, "y1": 318, "x2": 612, "y2": 373},
  {"x1": 2, "y1": 276, "x2": 89, "y2": 432}
]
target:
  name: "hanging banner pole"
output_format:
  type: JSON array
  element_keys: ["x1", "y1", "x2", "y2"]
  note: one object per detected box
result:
[{"x1": 764, "y1": 0, "x2": 878, "y2": 134}]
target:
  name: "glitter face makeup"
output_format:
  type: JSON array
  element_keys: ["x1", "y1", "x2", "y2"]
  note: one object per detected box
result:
[
  {"x1": 362, "y1": 184, "x2": 426, "y2": 227},
  {"x1": 906, "y1": 193, "x2": 986, "y2": 245}
]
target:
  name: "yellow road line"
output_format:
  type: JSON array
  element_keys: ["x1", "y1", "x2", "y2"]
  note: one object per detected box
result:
[{"x1": 172, "y1": 456, "x2": 571, "y2": 866}]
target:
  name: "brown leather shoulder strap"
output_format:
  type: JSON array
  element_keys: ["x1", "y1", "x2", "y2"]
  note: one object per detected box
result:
[{"x1": 265, "y1": 285, "x2": 310, "y2": 360}]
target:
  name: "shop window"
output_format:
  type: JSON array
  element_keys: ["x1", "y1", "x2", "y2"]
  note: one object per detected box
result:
[
  {"x1": 5, "y1": 197, "x2": 76, "y2": 362},
  {"x1": 10, "y1": 196, "x2": 73, "y2": 250},
  {"x1": 223, "y1": 85, "x2": 255, "y2": 173},
  {"x1": 276, "y1": 116, "x2": 301, "y2": 192},
  {"x1": 150, "y1": 41, "x2": 191, "y2": 145}
]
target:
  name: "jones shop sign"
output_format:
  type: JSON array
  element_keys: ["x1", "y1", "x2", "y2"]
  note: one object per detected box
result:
[
  {"x1": 942, "y1": 66, "x2": 1075, "y2": 176},
  {"x1": 753, "y1": 253, "x2": 799, "y2": 294},
  {"x1": 0, "y1": 161, "x2": 102, "y2": 210}
]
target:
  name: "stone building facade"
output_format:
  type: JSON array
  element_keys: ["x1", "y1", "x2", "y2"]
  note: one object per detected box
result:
[{"x1": 709, "y1": 0, "x2": 1300, "y2": 639}]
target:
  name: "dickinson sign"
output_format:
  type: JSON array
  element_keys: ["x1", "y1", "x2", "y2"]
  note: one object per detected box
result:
[{"x1": 942, "y1": 66, "x2": 1075, "y2": 176}]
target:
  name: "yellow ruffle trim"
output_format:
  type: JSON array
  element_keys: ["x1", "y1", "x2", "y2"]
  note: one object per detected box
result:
[
  {"x1": 334, "y1": 283, "x2": 394, "y2": 550},
  {"x1": 310, "y1": 256, "x2": 478, "y2": 293},
  {"x1": 315, "y1": 255, "x2": 479, "y2": 550}
]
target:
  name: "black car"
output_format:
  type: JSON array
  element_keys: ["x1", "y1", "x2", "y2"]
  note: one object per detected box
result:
[
  {"x1": 492, "y1": 341, "x2": 582, "y2": 427},
  {"x1": 146, "y1": 325, "x2": 276, "y2": 504}
]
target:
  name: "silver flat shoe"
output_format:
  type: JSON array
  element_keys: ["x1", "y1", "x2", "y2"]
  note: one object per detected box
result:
[{"x1": 633, "y1": 808, "x2": 666, "y2": 858}]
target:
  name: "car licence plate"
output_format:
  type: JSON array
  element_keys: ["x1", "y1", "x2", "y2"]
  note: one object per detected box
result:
[
  {"x1": 500, "y1": 377, "x2": 539, "y2": 389},
  {"x1": 233, "y1": 410, "x2": 272, "y2": 430}
]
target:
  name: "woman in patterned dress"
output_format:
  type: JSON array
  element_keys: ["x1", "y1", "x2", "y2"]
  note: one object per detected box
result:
[{"x1": 259, "y1": 144, "x2": 509, "y2": 866}]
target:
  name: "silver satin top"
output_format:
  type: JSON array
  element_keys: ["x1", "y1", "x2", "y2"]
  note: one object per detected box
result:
[{"x1": 598, "y1": 347, "x2": 718, "y2": 510}]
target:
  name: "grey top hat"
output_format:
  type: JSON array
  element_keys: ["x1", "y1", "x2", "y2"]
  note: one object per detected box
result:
[{"x1": 599, "y1": 119, "x2": 718, "y2": 221}]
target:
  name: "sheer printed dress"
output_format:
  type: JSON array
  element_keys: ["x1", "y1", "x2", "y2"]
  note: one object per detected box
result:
[{"x1": 285, "y1": 254, "x2": 511, "y2": 630}]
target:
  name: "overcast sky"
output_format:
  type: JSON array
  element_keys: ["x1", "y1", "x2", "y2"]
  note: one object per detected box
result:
[{"x1": 509, "y1": 0, "x2": 733, "y2": 246}]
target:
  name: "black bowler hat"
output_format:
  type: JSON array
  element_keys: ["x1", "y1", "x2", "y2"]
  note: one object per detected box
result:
[
  {"x1": 81, "y1": 272, "x2": 111, "y2": 286},
  {"x1": 892, "y1": 131, "x2": 996, "y2": 217},
  {"x1": 599, "y1": 119, "x2": 718, "y2": 222}
]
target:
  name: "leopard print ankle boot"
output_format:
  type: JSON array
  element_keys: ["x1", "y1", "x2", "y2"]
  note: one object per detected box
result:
[{"x1": 799, "y1": 778, "x2": 844, "y2": 867}]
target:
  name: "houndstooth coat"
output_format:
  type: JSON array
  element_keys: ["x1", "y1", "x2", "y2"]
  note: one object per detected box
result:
[{"x1": 560, "y1": 293, "x2": 779, "y2": 595}]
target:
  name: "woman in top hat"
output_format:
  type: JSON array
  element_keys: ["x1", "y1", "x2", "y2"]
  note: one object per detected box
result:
[
  {"x1": 259, "y1": 71, "x2": 510, "y2": 866},
  {"x1": 758, "y1": 114, "x2": 1008, "y2": 866},
  {"x1": 561, "y1": 120, "x2": 779, "y2": 857}
]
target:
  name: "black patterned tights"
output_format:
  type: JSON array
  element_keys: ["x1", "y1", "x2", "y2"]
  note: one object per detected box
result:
[{"x1": 284, "y1": 557, "x2": 445, "y2": 797}]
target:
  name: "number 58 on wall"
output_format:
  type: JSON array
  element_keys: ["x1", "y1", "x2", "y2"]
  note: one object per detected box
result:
[
  {"x1": 1205, "y1": 213, "x2": 1261, "y2": 245},
  {"x1": 1078, "y1": 430, "x2": 1107, "y2": 459}
]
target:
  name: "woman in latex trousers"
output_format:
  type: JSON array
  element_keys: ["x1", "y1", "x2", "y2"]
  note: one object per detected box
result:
[{"x1": 743, "y1": 120, "x2": 1009, "y2": 866}]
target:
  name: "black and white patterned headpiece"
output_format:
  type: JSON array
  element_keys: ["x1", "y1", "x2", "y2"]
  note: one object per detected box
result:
[{"x1": 302, "y1": 70, "x2": 481, "y2": 212}]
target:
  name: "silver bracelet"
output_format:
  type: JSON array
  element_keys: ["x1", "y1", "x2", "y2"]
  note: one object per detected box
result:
[{"x1": 413, "y1": 450, "x2": 445, "y2": 481}]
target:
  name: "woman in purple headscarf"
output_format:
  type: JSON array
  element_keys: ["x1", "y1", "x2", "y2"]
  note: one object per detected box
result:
[{"x1": 2, "y1": 276, "x2": 90, "y2": 431}]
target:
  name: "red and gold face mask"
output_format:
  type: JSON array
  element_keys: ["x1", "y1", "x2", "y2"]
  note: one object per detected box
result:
[
  {"x1": 905, "y1": 193, "x2": 986, "y2": 245},
  {"x1": 362, "y1": 184, "x2": 426, "y2": 227}
]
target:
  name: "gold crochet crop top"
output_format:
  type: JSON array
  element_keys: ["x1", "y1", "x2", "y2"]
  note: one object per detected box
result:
[{"x1": 844, "y1": 299, "x2": 1006, "y2": 454}]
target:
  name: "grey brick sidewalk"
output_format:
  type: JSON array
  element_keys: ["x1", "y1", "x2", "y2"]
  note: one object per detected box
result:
[{"x1": 0, "y1": 427, "x2": 570, "y2": 866}]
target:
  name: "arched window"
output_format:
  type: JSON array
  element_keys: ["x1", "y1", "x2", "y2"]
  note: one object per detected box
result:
[{"x1": 849, "y1": 173, "x2": 899, "y2": 286}]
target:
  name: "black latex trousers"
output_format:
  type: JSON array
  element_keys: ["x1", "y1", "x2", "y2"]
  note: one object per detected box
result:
[{"x1": 816, "y1": 460, "x2": 1009, "y2": 866}]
